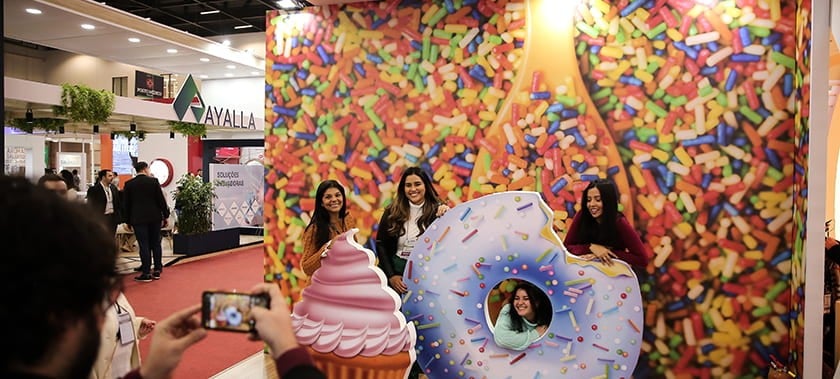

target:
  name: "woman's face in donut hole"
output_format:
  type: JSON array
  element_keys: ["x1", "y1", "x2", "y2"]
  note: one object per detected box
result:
[
  {"x1": 513, "y1": 288, "x2": 537, "y2": 322},
  {"x1": 403, "y1": 174, "x2": 426, "y2": 205},
  {"x1": 586, "y1": 187, "x2": 604, "y2": 220}
]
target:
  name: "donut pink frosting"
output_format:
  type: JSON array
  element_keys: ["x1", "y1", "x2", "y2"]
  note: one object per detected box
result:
[{"x1": 292, "y1": 229, "x2": 417, "y2": 358}]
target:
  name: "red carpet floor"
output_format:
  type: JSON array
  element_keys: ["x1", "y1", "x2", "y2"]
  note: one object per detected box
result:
[{"x1": 123, "y1": 245, "x2": 265, "y2": 378}]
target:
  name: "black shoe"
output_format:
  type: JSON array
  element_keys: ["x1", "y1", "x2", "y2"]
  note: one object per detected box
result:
[
  {"x1": 134, "y1": 274, "x2": 153, "y2": 282},
  {"x1": 152, "y1": 271, "x2": 161, "y2": 280},
  {"x1": 133, "y1": 266, "x2": 142, "y2": 272}
]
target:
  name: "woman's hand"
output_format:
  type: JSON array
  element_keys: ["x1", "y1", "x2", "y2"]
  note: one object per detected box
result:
[
  {"x1": 589, "y1": 244, "x2": 618, "y2": 266},
  {"x1": 436, "y1": 204, "x2": 450, "y2": 217},
  {"x1": 389, "y1": 275, "x2": 408, "y2": 294},
  {"x1": 139, "y1": 318, "x2": 156, "y2": 339}
]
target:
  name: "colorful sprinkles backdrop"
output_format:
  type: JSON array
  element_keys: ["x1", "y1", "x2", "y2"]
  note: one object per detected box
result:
[{"x1": 264, "y1": 0, "x2": 809, "y2": 376}]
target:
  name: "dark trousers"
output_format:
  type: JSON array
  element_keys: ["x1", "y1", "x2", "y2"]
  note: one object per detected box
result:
[
  {"x1": 133, "y1": 222, "x2": 163, "y2": 274},
  {"x1": 105, "y1": 213, "x2": 119, "y2": 235}
]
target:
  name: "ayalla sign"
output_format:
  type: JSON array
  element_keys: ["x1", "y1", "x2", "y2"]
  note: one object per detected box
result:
[{"x1": 172, "y1": 74, "x2": 257, "y2": 129}]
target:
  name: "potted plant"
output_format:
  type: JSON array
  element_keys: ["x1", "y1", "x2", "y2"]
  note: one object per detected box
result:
[
  {"x1": 168, "y1": 120, "x2": 207, "y2": 138},
  {"x1": 171, "y1": 174, "x2": 239, "y2": 256}
]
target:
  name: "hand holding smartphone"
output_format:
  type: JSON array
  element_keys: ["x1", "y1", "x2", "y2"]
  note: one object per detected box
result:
[{"x1": 201, "y1": 291, "x2": 270, "y2": 333}]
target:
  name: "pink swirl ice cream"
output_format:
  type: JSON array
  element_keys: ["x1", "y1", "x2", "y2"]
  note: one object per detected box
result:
[{"x1": 292, "y1": 229, "x2": 417, "y2": 359}]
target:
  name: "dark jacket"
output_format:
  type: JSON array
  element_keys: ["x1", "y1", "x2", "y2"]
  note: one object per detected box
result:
[
  {"x1": 123, "y1": 174, "x2": 169, "y2": 225},
  {"x1": 86, "y1": 182, "x2": 123, "y2": 221}
]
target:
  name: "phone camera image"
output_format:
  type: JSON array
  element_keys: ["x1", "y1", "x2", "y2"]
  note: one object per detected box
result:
[{"x1": 202, "y1": 291, "x2": 270, "y2": 333}]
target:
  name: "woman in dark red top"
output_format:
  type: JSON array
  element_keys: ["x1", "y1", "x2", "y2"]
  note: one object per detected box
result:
[{"x1": 563, "y1": 179, "x2": 650, "y2": 268}]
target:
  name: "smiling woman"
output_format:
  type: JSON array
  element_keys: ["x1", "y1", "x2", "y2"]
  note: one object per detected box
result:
[
  {"x1": 300, "y1": 180, "x2": 357, "y2": 276},
  {"x1": 491, "y1": 280, "x2": 552, "y2": 351}
]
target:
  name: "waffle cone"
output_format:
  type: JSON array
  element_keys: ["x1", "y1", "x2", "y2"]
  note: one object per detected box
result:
[{"x1": 304, "y1": 346, "x2": 411, "y2": 379}]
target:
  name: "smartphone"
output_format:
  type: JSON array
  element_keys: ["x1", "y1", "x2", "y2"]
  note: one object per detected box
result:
[{"x1": 201, "y1": 291, "x2": 269, "y2": 333}]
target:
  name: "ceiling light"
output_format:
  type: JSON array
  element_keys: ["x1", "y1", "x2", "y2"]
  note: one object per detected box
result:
[
  {"x1": 226, "y1": 65, "x2": 236, "y2": 69},
  {"x1": 277, "y1": 0, "x2": 302, "y2": 10},
  {"x1": 130, "y1": 123, "x2": 137, "y2": 132},
  {"x1": 81, "y1": 24, "x2": 95, "y2": 30},
  {"x1": 128, "y1": 37, "x2": 141, "y2": 43},
  {"x1": 199, "y1": 57, "x2": 210, "y2": 62},
  {"x1": 169, "y1": 131, "x2": 175, "y2": 139},
  {"x1": 222, "y1": 40, "x2": 231, "y2": 46},
  {"x1": 93, "y1": 125, "x2": 99, "y2": 134},
  {"x1": 234, "y1": 25, "x2": 253, "y2": 29},
  {"x1": 225, "y1": 73, "x2": 234, "y2": 77},
  {"x1": 200, "y1": 10, "x2": 220, "y2": 15},
  {"x1": 251, "y1": 71, "x2": 261, "y2": 76},
  {"x1": 25, "y1": 8, "x2": 42, "y2": 15},
  {"x1": 59, "y1": 126, "x2": 65, "y2": 134},
  {"x1": 25, "y1": 108, "x2": 34, "y2": 123},
  {"x1": 110, "y1": 132, "x2": 115, "y2": 140},
  {"x1": 167, "y1": 48, "x2": 178, "y2": 54},
  {"x1": 199, "y1": 75, "x2": 209, "y2": 79}
]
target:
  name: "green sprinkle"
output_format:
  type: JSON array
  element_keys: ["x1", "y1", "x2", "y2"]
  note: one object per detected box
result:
[
  {"x1": 645, "y1": 101, "x2": 668, "y2": 118},
  {"x1": 739, "y1": 105, "x2": 762, "y2": 124},
  {"x1": 432, "y1": 29, "x2": 453, "y2": 39},
  {"x1": 427, "y1": 7, "x2": 447, "y2": 27},
  {"x1": 646, "y1": 22, "x2": 667, "y2": 39},
  {"x1": 577, "y1": 22, "x2": 600, "y2": 38},
  {"x1": 365, "y1": 108, "x2": 384, "y2": 129},
  {"x1": 770, "y1": 51, "x2": 795, "y2": 69}
]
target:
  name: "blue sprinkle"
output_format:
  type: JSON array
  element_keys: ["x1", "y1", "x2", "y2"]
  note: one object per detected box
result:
[{"x1": 731, "y1": 53, "x2": 760, "y2": 62}]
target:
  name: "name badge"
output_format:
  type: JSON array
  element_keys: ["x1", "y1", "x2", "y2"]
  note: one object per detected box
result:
[{"x1": 118, "y1": 312, "x2": 136, "y2": 345}]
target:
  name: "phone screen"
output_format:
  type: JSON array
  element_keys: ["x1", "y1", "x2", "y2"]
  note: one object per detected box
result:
[{"x1": 201, "y1": 291, "x2": 269, "y2": 333}]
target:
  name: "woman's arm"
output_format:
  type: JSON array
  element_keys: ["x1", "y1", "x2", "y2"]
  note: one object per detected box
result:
[
  {"x1": 300, "y1": 225, "x2": 323, "y2": 276},
  {"x1": 612, "y1": 216, "x2": 650, "y2": 267},
  {"x1": 492, "y1": 304, "x2": 538, "y2": 351},
  {"x1": 563, "y1": 212, "x2": 593, "y2": 256}
]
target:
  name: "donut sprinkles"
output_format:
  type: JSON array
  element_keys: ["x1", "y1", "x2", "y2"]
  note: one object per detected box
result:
[{"x1": 402, "y1": 191, "x2": 643, "y2": 378}]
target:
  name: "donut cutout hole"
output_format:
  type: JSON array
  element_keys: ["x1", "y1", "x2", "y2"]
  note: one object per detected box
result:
[{"x1": 486, "y1": 278, "x2": 552, "y2": 348}]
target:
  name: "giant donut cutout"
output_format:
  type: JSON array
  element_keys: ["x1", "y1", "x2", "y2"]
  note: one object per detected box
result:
[{"x1": 402, "y1": 191, "x2": 643, "y2": 378}]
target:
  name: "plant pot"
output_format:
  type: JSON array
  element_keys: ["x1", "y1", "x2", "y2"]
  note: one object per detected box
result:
[{"x1": 173, "y1": 228, "x2": 240, "y2": 256}]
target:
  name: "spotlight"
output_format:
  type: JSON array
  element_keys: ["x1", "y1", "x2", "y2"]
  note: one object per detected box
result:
[
  {"x1": 93, "y1": 125, "x2": 99, "y2": 134},
  {"x1": 169, "y1": 131, "x2": 175, "y2": 139},
  {"x1": 202, "y1": 134, "x2": 207, "y2": 139},
  {"x1": 130, "y1": 123, "x2": 137, "y2": 133},
  {"x1": 25, "y1": 108, "x2": 34, "y2": 123},
  {"x1": 58, "y1": 126, "x2": 65, "y2": 134},
  {"x1": 110, "y1": 132, "x2": 115, "y2": 140}
]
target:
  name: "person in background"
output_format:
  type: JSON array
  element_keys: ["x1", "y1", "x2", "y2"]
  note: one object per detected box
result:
[
  {"x1": 493, "y1": 281, "x2": 551, "y2": 351},
  {"x1": 123, "y1": 161, "x2": 170, "y2": 282},
  {"x1": 0, "y1": 175, "x2": 326, "y2": 379},
  {"x1": 563, "y1": 178, "x2": 650, "y2": 268},
  {"x1": 86, "y1": 169, "x2": 123, "y2": 235},
  {"x1": 376, "y1": 167, "x2": 449, "y2": 294},
  {"x1": 72, "y1": 169, "x2": 81, "y2": 189},
  {"x1": 37, "y1": 173, "x2": 68, "y2": 196},
  {"x1": 196, "y1": 168, "x2": 203, "y2": 178},
  {"x1": 60, "y1": 169, "x2": 80, "y2": 201},
  {"x1": 89, "y1": 292, "x2": 156, "y2": 379},
  {"x1": 301, "y1": 180, "x2": 357, "y2": 276}
]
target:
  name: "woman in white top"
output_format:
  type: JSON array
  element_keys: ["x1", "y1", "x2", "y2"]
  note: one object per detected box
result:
[
  {"x1": 375, "y1": 167, "x2": 449, "y2": 294},
  {"x1": 89, "y1": 292, "x2": 155, "y2": 379}
]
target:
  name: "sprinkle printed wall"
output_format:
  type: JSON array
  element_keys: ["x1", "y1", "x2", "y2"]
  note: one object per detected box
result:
[{"x1": 264, "y1": 0, "x2": 805, "y2": 376}]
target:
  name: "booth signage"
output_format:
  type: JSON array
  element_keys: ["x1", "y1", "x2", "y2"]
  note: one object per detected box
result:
[
  {"x1": 135, "y1": 70, "x2": 164, "y2": 98},
  {"x1": 172, "y1": 74, "x2": 257, "y2": 129}
]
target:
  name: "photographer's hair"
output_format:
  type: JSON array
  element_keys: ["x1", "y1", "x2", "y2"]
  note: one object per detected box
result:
[
  {"x1": 305, "y1": 180, "x2": 348, "y2": 248},
  {"x1": 578, "y1": 178, "x2": 621, "y2": 248},
  {"x1": 37, "y1": 173, "x2": 65, "y2": 188},
  {"x1": 0, "y1": 176, "x2": 120, "y2": 367},
  {"x1": 385, "y1": 166, "x2": 441, "y2": 237},
  {"x1": 505, "y1": 281, "x2": 552, "y2": 333}
]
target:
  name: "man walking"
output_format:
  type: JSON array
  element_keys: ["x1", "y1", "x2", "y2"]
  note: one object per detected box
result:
[
  {"x1": 86, "y1": 169, "x2": 122, "y2": 235},
  {"x1": 123, "y1": 161, "x2": 170, "y2": 282}
]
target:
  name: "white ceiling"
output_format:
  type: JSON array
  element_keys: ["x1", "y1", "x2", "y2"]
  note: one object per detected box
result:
[{"x1": 4, "y1": 0, "x2": 266, "y2": 80}]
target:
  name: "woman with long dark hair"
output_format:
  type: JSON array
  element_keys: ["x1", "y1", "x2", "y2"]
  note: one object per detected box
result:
[
  {"x1": 301, "y1": 180, "x2": 356, "y2": 276},
  {"x1": 376, "y1": 167, "x2": 449, "y2": 294},
  {"x1": 493, "y1": 282, "x2": 551, "y2": 351},
  {"x1": 564, "y1": 178, "x2": 650, "y2": 267}
]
